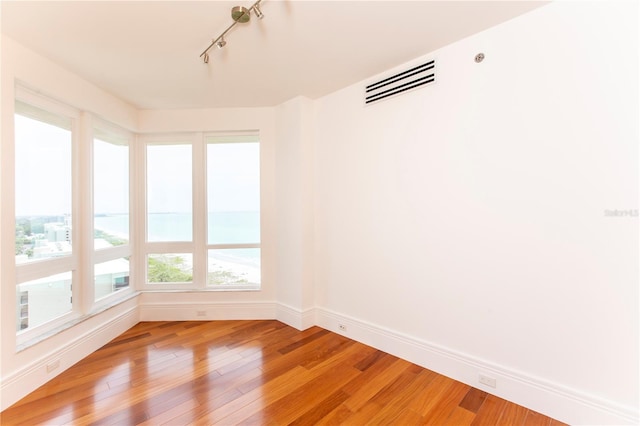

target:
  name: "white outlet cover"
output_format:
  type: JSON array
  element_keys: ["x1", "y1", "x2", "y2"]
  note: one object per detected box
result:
[{"x1": 479, "y1": 374, "x2": 497, "y2": 388}]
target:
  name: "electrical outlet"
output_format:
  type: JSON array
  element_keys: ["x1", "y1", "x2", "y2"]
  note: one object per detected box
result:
[
  {"x1": 46, "y1": 359, "x2": 60, "y2": 373},
  {"x1": 479, "y1": 373, "x2": 496, "y2": 388},
  {"x1": 338, "y1": 323, "x2": 347, "y2": 331},
  {"x1": 196, "y1": 310, "x2": 207, "y2": 317}
]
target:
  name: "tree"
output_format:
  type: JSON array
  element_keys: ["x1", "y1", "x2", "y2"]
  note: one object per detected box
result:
[{"x1": 147, "y1": 256, "x2": 192, "y2": 282}]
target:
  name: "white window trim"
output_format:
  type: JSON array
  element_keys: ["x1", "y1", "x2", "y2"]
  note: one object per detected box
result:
[{"x1": 91, "y1": 119, "x2": 135, "y2": 303}]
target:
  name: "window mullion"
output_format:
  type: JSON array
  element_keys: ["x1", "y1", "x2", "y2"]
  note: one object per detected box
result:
[
  {"x1": 78, "y1": 112, "x2": 94, "y2": 314},
  {"x1": 133, "y1": 134, "x2": 145, "y2": 289},
  {"x1": 193, "y1": 133, "x2": 207, "y2": 288}
]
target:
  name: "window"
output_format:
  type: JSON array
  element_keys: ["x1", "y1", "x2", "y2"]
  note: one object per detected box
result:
[
  {"x1": 95, "y1": 258, "x2": 130, "y2": 299},
  {"x1": 141, "y1": 134, "x2": 260, "y2": 289},
  {"x1": 207, "y1": 136, "x2": 260, "y2": 288},
  {"x1": 146, "y1": 143, "x2": 192, "y2": 242},
  {"x1": 143, "y1": 138, "x2": 194, "y2": 285},
  {"x1": 93, "y1": 123, "x2": 133, "y2": 301},
  {"x1": 12, "y1": 92, "x2": 136, "y2": 340},
  {"x1": 9, "y1": 93, "x2": 132, "y2": 344},
  {"x1": 17, "y1": 274, "x2": 73, "y2": 331},
  {"x1": 14, "y1": 95, "x2": 79, "y2": 338},
  {"x1": 94, "y1": 132, "x2": 129, "y2": 248},
  {"x1": 15, "y1": 102, "x2": 73, "y2": 264}
]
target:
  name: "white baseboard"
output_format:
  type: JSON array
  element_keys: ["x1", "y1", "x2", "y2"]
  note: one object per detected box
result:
[
  {"x1": 139, "y1": 300, "x2": 278, "y2": 321},
  {"x1": 315, "y1": 307, "x2": 638, "y2": 426},
  {"x1": 138, "y1": 300, "x2": 316, "y2": 331},
  {"x1": 1, "y1": 305, "x2": 139, "y2": 411},
  {"x1": 276, "y1": 303, "x2": 315, "y2": 330}
]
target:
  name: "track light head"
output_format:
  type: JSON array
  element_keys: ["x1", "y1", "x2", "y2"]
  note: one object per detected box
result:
[
  {"x1": 231, "y1": 6, "x2": 251, "y2": 23},
  {"x1": 203, "y1": 52, "x2": 209, "y2": 64},
  {"x1": 217, "y1": 37, "x2": 227, "y2": 49},
  {"x1": 253, "y1": 4, "x2": 264, "y2": 19}
]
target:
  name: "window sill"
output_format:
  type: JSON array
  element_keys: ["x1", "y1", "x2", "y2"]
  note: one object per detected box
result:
[
  {"x1": 141, "y1": 285, "x2": 261, "y2": 293},
  {"x1": 16, "y1": 286, "x2": 259, "y2": 352},
  {"x1": 17, "y1": 291, "x2": 140, "y2": 352}
]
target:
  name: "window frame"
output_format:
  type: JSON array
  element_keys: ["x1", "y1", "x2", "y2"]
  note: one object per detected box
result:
[
  {"x1": 11, "y1": 87, "x2": 139, "y2": 345},
  {"x1": 140, "y1": 134, "x2": 197, "y2": 288},
  {"x1": 205, "y1": 134, "x2": 261, "y2": 290},
  {"x1": 139, "y1": 132, "x2": 261, "y2": 290},
  {"x1": 92, "y1": 119, "x2": 135, "y2": 306}
]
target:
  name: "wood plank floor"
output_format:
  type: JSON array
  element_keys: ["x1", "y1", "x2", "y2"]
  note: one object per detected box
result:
[{"x1": 1, "y1": 321, "x2": 567, "y2": 425}]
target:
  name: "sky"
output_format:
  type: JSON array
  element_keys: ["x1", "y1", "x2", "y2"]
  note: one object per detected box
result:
[
  {"x1": 15, "y1": 114, "x2": 72, "y2": 216},
  {"x1": 147, "y1": 144, "x2": 192, "y2": 214},
  {"x1": 15, "y1": 113, "x2": 260, "y2": 217},
  {"x1": 95, "y1": 138, "x2": 129, "y2": 214},
  {"x1": 207, "y1": 142, "x2": 260, "y2": 213}
]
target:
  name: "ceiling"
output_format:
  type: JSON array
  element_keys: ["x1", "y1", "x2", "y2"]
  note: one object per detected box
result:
[{"x1": 1, "y1": 1, "x2": 547, "y2": 110}]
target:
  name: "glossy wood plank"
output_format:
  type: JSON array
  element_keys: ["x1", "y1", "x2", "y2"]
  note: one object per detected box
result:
[
  {"x1": 0, "y1": 321, "x2": 568, "y2": 426},
  {"x1": 444, "y1": 406, "x2": 477, "y2": 426},
  {"x1": 420, "y1": 380, "x2": 471, "y2": 425},
  {"x1": 524, "y1": 409, "x2": 554, "y2": 426},
  {"x1": 459, "y1": 387, "x2": 489, "y2": 413},
  {"x1": 471, "y1": 394, "x2": 509, "y2": 426},
  {"x1": 501, "y1": 401, "x2": 530, "y2": 426}
]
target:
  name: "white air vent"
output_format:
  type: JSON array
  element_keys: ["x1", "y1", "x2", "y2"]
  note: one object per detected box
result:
[{"x1": 365, "y1": 59, "x2": 435, "y2": 105}]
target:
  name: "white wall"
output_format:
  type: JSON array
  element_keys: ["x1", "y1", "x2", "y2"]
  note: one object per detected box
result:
[
  {"x1": 313, "y1": 2, "x2": 637, "y2": 424},
  {"x1": 274, "y1": 97, "x2": 316, "y2": 328}
]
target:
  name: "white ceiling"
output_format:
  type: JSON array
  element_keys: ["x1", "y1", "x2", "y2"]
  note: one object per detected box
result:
[{"x1": 1, "y1": 1, "x2": 547, "y2": 109}]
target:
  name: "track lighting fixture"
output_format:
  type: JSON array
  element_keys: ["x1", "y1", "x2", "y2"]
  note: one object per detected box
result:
[{"x1": 200, "y1": 0, "x2": 266, "y2": 63}]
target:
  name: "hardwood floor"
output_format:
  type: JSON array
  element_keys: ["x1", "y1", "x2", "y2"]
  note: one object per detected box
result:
[{"x1": 1, "y1": 321, "x2": 567, "y2": 425}]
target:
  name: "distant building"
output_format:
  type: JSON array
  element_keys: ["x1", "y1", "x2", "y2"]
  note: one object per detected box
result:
[
  {"x1": 17, "y1": 240, "x2": 129, "y2": 331},
  {"x1": 28, "y1": 220, "x2": 73, "y2": 260},
  {"x1": 44, "y1": 220, "x2": 71, "y2": 243}
]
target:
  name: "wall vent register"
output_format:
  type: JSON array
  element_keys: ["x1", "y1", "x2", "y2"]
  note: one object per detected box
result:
[{"x1": 365, "y1": 59, "x2": 435, "y2": 105}]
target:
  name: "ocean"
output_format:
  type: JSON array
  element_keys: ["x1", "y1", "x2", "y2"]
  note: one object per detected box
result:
[
  {"x1": 95, "y1": 211, "x2": 261, "y2": 272},
  {"x1": 95, "y1": 211, "x2": 260, "y2": 246}
]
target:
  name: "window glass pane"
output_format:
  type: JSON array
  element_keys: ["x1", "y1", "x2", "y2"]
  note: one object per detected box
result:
[
  {"x1": 208, "y1": 248, "x2": 260, "y2": 286},
  {"x1": 147, "y1": 144, "x2": 192, "y2": 242},
  {"x1": 15, "y1": 111, "x2": 72, "y2": 264},
  {"x1": 95, "y1": 258, "x2": 130, "y2": 300},
  {"x1": 17, "y1": 273, "x2": 72, "y2": 331},
  {"x1": 94, "y1": 137, "x2": 129, "y2": 249},
  {"x1": 147, "y1": 254, "x2": 193, "y2": 283},
  {"x1": 207, "y1": 142, "x2": 260, "y2": 244}
]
